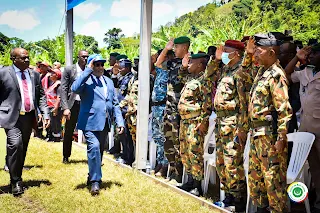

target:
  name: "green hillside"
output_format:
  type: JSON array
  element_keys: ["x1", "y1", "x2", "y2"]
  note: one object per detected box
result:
[{"x1": 1, "y1": 0, "x2": 319, "y2": 65}]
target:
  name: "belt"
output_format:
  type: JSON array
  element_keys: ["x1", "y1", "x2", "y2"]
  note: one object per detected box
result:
[
  {"x1": 152, "y1": 98, "x2": 167, "y2": 106},
  {"x1": 180, "y1": 111, "x2": 201, "y2": 119},
  {"x1": 216, "y1": 109, "x2": 239, "y2": 118},
  {"x1": 251, "y1": 120, "x2": 272, "y2": 128}
]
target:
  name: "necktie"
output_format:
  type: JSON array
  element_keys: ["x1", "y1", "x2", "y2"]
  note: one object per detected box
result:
[{"x1": 21, "y1": 71, "x2": 31, "y2": 112}]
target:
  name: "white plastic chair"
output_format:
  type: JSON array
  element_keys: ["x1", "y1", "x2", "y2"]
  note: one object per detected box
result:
[{"x1": 246, "y1": 132, "x2": 315, "y2": 213}]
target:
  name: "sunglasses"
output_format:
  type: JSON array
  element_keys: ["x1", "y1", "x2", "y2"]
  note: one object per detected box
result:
[
  {"x1": 80, "y1": 56, "x2": 89, "y2": 59},
  {"x1": 94, "y1": 63, "x2": 105, "y2": 67}
]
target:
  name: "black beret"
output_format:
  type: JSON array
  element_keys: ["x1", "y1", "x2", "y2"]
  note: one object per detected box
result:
[
  {"x1": 174, "y1": 36, "x2": 190, "y2": 44},
  {"x1": 116, "y1": 54, "x2": 128, "y2": 60},
  {"x1": 119, "y1": 59, "x2": 132, "y2": 68},
  {"x1": 191, "y1": 53, "x2": 207, "y2": 59},
  {"x1": 110, "y1": 52, "x2": 120, "y2": 57}
]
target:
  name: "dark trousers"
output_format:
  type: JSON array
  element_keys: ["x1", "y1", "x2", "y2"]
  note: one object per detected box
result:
[
  {"x1": 5, "y1": 111, "x2": 35, "y2": 183},
  {"x1": 119, "y1": 123, "x2": 134, "y2": 164},
  {"x1": 63, "y1": 101, "x2": 80, "y2": 158},
  {"x1": 48, "y1": 108, "x2": 62, "y2": 139}
]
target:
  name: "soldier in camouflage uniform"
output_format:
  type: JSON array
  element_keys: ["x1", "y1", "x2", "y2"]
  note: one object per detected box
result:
[
  {"x1": 116, "y1": 59, "x2": 135, "y2": 165},
  {"x1": 177, "y1": 53, "x2": 213, "y2": 196},
  {"x1": 156, "y1": 36, "x2": 190, "y2": 180},
  {"x1": 151, "y1": 50, "x2": 175, "y2": 177},
  {"x1": 107, "y1": 54, "x2": 128, "y2": 155},
  {"x1": 120, "y1": 58, "x2": 155, "y2": 145},
  {"x1": 212, "y1": 40, "x2": 250, "y2": 211},
  {"x1": 248, "y1": 33, "x2": 292, "y2": 213}
]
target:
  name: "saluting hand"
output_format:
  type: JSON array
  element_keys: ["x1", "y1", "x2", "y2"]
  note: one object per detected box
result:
[
  {"x1": 296, "y1": 46, "x2": 312, "y2": 61},
  {"x1": 182, "y1": 53, "x2": 190, "y2": 68},
  {"x1": 151, "y1": 53, "x2": 159, "y2": 64},
  {"x1": 215, "y1": 45, "x2": 224, "y2": 61},
  {"x1": 246, "y1": 37, "x2": 255, "y2": 54},
  {"x1": 166, "y1": 39, "x2": 174, "y2": 50}
]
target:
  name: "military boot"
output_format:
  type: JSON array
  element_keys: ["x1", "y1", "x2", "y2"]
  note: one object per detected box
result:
[
  {"x1": 256, "y1": 207, "x2": 269, "y2": 213},
  {"x1": 189, "y1": 179, "x2": 203, "y2": 197},
  {"x1": 234, "y1": 197, "x2": 246, "y2": 212},
  {"x1": 178, "y1": 174, "x2": 194, "y2": 191},
  {"x1": 214, "y1": 193, "x2": 235, "y2": 208}
]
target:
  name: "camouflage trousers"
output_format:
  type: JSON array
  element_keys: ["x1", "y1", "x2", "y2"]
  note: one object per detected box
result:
[
  {"x1": 179, "y1": 118, "x2": 204, "y2": 181},
  {"x1": 249, "y1": 134, "x2": 288, "y2": 213},
  {"x1": 151, "y1": 105, "x2": 168, "y2": 165},
  {"x1": 163, "y1": 108, "x2": 181, "y2": 165},
  {"x1": 126, "y1": 114, "x2": 137, "y2": 144},
  {"x1": 215, "y1": 115, "x2": 246, "y2": 198}
]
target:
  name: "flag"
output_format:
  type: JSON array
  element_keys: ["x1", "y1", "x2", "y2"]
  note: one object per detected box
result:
[{"x1": 67, "y1": 0, "x2": 86, "y2": 11}]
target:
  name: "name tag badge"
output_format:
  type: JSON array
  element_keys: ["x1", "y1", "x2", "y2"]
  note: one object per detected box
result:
[{"x1": 20, "y1": 111, "x2": 26, "y2": 115}]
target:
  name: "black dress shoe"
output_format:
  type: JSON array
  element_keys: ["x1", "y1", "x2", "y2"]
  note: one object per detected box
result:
[
  {"x1": 63, "y1": 157, "x2": 69, "y2": 164},
  {"x1": 12, "y1": 181, "x2": 24, "y2": 195},
  {"x1": 90, "y1": 182, "x2": 100, "y2": 196},
  {"x1": 256, "y1": 207, "x2": 269, "y2": 213}
]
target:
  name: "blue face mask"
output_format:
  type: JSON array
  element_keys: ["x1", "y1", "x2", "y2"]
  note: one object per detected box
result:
[{"x1": 222, "y1": 52, "x2": 231, "y2": 65}]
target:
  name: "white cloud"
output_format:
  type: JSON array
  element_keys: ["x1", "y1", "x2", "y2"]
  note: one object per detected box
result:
[
  {"x1": 110, "y1": 0, "x2": 140, "y2": 21},
  {"x1": 74, "y1": 3, "x2": 102, "y2": 20},
  {"x1": 0, "y1": 9, "x2": 40, "y2": 31},
  {"x1": 153, "y1": 2, "x2": 174, "y2": 18},
  {"x1": 80, "y1": 21, "x2": 102, "y2": 37},
  {"x1": 80, "y1": 21, "x2": 105, "y2": 47}
]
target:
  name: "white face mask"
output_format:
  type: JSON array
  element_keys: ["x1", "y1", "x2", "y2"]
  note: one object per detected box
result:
[{"x1": 222, "y1": 52, "x2": 233, "y2": 65}]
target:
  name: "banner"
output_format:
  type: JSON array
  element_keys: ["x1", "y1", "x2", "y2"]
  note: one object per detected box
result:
[{"x1": 67, "y1": 0, "x2": 86, "y2": 11}]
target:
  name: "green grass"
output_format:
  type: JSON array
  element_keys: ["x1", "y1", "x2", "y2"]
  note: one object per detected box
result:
[
  {"x1": 0, "y1": 129, "x2": 218, "y2": 213},
  {"x1": 214, "y1": 0, "x2": 240, "y2": 15}
]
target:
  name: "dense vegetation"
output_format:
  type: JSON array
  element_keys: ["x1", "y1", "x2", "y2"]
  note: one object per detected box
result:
[{"x1": 0, "y1": 0, "x2": 319, "y2": 66}]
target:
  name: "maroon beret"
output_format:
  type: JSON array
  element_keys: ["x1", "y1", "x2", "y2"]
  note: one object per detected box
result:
[
  {"x1": 225, "y1": 40, "x2": 245, "y2": 51},
  {"x1": 241, "y1": 36, "x2": 250, "y2": 42}
]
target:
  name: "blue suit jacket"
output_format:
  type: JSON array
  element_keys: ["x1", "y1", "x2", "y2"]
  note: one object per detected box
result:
[{"x1": 71, "y1": 68, "x2": 124, "y2": 131}]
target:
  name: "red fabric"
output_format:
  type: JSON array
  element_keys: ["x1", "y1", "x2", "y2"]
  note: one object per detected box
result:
[
  {"x1": 45, "y1": 81, "x2": 60, "y2": 108},
  {"x1": 21, "y1": 71, "x2": 31, "y2": 112},
  {"x1": 225, "y1": 40, "x2": 245, "y2": 51}
]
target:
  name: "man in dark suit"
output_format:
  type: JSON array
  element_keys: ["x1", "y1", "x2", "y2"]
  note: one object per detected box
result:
[
  {"x1": 0, "y1": 48, "x2": 49, "y2": 195},
  {"x1": 60, "y1": 50, "x2": 89, "y2": 163},
  {"x1": 71, "y1": 54, "x2": 124, "y2": 195}
]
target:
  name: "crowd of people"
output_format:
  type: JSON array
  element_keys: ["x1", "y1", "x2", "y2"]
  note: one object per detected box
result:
[{"x1": 1, "y1": 31, "x2": 320, "y2": 213}]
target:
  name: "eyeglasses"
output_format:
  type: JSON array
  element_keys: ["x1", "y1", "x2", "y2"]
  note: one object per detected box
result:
[{"x1": 94, "y1": 63, "x2": 105, "y2": 67}]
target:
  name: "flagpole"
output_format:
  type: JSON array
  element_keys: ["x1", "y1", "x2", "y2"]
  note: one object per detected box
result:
[
  {"x1": 65, "y1": 0, "x2": 73, "y2": 66},
  {"x1": 135, "y1": 0, "x2": 153, "y2": 170}
]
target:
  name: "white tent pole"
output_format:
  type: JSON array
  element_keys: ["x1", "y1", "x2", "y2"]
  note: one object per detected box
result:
[
  {"x1": 135, "y1": 0, "x2": 153, "y2": 170},
  {"x1": 65, "y1": 1, "x2": 73, "y2": 66}
]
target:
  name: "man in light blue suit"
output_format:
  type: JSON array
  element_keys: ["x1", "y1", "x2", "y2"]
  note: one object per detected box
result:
[{"x1": 71, "y1": 54, "x2": 124, "y2": 195}]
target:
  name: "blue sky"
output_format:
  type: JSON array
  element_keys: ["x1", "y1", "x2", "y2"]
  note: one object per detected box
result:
[{"x1": 0, "y1": 0, "x2": 212, "y2": 47}]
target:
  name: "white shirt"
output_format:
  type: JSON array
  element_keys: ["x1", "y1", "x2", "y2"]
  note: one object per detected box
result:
[
  {"x1": 92, "y1": 75, "x2": 108, "y2": 98},
  {"x1": 13, "y1": 64, "x2": 35, "y2": 112},
  {"x1": 75, "y1": 63, "x2": 85, "y2": 101}
]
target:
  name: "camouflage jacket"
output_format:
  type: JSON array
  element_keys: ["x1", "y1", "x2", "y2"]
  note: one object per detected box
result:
[
  {"x1": 117, "y1": 71, "x2": 134, "y2": 114},
  {"x1": 152, "y1": 67, "x2": 168, "y2": 103},
  {"x1": 161, "y1": 58, "x2": 184, "y2": 109},
  {"x1": 212, "y1": 58, "x2": 253, "y2": 132},
  {"x1": 248, "y1": 62, "x2": 292, "y2": 140},
  {"x1": 177, "y1": 60, "x2": 215, "y2": 125},
  {"x1": 120, "y1": 73, "x2": 155, "y2": 119}
]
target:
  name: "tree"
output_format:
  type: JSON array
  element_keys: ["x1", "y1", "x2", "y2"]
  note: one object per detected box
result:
[{"x1": 103, "y1": 28, "x2": 124, "y2": 49}]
